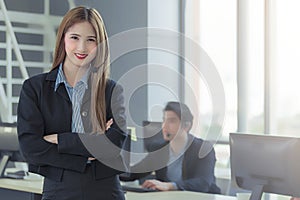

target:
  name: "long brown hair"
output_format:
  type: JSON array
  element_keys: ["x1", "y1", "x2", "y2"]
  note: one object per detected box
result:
[{"x1": 52, "y1": 6, "x2": 110, "y2": 133}]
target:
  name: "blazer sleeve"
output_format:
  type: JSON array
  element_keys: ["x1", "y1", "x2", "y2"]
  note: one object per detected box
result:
[
  {"x1": 174, "y1": 141, "x2": 221, "y2": 194},
  {"x1": 57, "y1": 82, "x2": 127, "y2": 160},
  {"x1": 17, "y1": 79, "x2": 88, "y2": 173}
]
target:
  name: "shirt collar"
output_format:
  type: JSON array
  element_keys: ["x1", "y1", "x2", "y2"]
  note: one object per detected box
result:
[
  {"x1": 54, "y1": 63, "x2": 90, "y2": 91},
  {"x1": 54, "y1": 63, "x2": 67, "y2": 91}
]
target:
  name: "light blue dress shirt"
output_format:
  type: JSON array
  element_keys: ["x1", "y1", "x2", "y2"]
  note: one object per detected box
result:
[{"x1": 54, "y1": 63, "x2": 90, "y2": 134}]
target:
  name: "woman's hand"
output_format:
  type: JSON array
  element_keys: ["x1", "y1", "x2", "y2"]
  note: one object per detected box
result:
[
  {"x1": 43, "y1": 134, "x2": 58, "y2": 144},
  {"x1": 106, "y1": 118, "x2": 113, "y2": 130}
]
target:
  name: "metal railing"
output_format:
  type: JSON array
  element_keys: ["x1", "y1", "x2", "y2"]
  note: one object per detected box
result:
[{"x1": 0, "y1": 0, "x2": 73, "y2": 122}]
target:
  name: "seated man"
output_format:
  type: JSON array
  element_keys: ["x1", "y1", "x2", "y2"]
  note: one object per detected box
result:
[{"x1": 126, "y1": 101, "x2": 221, "y2": 194}]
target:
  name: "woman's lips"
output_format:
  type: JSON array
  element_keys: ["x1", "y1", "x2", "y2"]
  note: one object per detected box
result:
[{"x1": 75, "y1": 53, "x2": 88, "y2": 60}]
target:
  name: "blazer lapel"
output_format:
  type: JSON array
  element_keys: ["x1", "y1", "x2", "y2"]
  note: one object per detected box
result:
[
  {"x1": 82, "y1": 83, "x2": 91, "y2": 107},
  {"x1": 46, "y1": 68, "x2": 71, "y2": 102},
  {"x1": 56, "y1": 84, "x2": 71, "y2": 102}
]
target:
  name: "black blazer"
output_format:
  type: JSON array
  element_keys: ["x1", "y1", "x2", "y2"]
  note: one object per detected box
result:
[{"x1": 17, "y1": 67, "x2": 127, "y2": 182}]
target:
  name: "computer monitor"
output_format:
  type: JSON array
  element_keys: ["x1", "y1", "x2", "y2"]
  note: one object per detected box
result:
[
  {"x1": 120, "y1": 123, "x2": 164, "y2": 180},
  {"x1": 0, "y1": 123, "x2": 26, "y2": 179},
  {"x1": 230, "y1": 132, "x2": 300, "y2": 200},
  {"x1": 142, "y1": 121, "x2": 166, "y2": 152},
  {"x1": 121, "y1": 127, "x2": 136, "y2": 170}
]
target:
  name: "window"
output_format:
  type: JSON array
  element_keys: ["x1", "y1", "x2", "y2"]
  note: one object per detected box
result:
[
  {"x1": 184, "y1": 0, "x2": 300, "y2": 171},
  {"x1": 184, "y1": 0, "x2": 237, "y2": 168},
  {"x1": 275, "y1": 0, "x2": 300, "y2": 137},
  {"x1": 185, "y1": 0, "x2": 237, "y2": 141}
]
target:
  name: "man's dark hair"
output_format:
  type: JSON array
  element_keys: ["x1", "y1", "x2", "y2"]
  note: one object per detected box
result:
[{"x1": 163, "y1": 101, "x2": 194, "y2": 131}]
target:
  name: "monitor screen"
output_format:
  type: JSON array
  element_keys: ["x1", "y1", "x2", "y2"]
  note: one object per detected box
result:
[
  {"x1": 0, "y1": 123, "x2": 26, "y2": 178},
  {"x1": 0, "y1": 126, "x2": 19, "y2": 151},
  {"x1": 142, "y1": 121, "x2": 166, "y2": 152},
  {"x1": 230, "y1": 132, "x2": 300, "y2": 199},
  {"x1": 120, "y1": 122, "x2": 164, "y2": 176}
]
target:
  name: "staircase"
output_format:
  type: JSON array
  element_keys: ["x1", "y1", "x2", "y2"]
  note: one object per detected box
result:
[{"x1": 0, "y1": 0, "x2": 74, "y2": 122}]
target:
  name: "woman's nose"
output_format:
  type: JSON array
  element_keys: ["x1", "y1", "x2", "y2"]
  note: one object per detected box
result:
[{"x1": 77, "y1": 41, "x2": 87, "y2": 52}]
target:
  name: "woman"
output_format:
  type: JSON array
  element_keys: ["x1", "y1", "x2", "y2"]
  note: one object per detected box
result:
[{"x1": 17, "y1": 6, "x2": 127, "y2": 200}]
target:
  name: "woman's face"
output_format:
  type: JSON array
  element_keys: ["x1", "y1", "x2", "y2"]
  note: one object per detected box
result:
[{"x1": 64, "y1": 21, "x2": 97, "y2": 69}]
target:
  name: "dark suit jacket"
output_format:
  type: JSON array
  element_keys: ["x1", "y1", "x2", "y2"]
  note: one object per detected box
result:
[
  {"x1": 17, "y1": 67, "x2": 127, "y2": 182},
  {"x1": 126, "y1": 134, "x2": 221, "y2": 194},
  {"x1": 155, "y1": 134, "x2": 221, "y2": 193}
]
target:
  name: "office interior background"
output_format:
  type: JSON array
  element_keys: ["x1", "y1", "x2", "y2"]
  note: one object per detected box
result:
[{"x1": 0, "y1": 0, "x2": 300, "y2": 197}]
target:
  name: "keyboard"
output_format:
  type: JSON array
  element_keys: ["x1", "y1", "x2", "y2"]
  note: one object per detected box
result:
[
  {"x1": 121, "y1": 185, "x2": 158, "y2": 193},
  {"x1": 4, "y1": 170, "x2": 27, "y2": 179}
]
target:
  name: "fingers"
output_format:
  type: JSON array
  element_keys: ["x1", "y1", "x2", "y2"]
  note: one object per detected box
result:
[
  {"x1": 106, "y1": 118, "x2": 113, "y2": 130},
  {"x1": 142, "y1": 180, "x2": 156, "y2": 189},
  {"x1": 142, "y1": 180, "x2": 174, "y2": 191},
  {"x1": 142, "y1": 180, "x2": 161, "y2": 190},
  {"x1": 43, "y1": 134, "x2": 58, "y2": 144}
]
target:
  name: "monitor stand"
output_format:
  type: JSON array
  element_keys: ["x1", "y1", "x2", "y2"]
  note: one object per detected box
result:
[
  {"x1": 0, "y1": 155, "x2": 10, "y2": 178},
  {"x1": 0, "y1": 155, "x2": 26, "y2": 179},
  {"x1": 250, "y1": 184, "x2": 265, "y2": 200}
]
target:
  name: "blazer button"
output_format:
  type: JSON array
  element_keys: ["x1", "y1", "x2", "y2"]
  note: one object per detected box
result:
[{"x1": 81, "y1": 111, "x2": 88, "y2": 117}]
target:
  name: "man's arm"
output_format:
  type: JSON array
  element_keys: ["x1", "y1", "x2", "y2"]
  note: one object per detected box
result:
[{"x1": 174, "y1": 140, "x2": 221, "y2": 193}]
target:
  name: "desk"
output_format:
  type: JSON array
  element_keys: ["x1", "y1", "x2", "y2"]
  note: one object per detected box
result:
[
  {"x1": 0, "y1": 176, "x2": 292, "y2": 200},
  {"x1": 0, "y1": 174, "x2": 43, "y2": 200},
  {"x1": 0, "y1": 176, "x2": 236, "y2": 200},
  {"x1": 0, "y1": 176, "x2": 43, "y2": 194},
  {"x1": 126, "y1": 191, "x2": 236, "y2": 200}
]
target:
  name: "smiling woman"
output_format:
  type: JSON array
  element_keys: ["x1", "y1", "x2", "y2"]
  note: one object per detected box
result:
[
  {"x1": 63, "y1": 21, "x2": 97, "y2": 87},
  {"x1": 17, "y1": 6, "x2": 127, "y2": 200},
  {"x1": 64, "y1": 22, "x2": 97, "y2": 62}
]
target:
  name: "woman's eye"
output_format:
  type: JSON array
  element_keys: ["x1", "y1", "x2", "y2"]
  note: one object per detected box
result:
[
  {"x1": 71, "y1": 36, "x2": 79, "y2": 40},
  {"x1": 88, "y1": 38, "x2": 96, "y2": 42}
]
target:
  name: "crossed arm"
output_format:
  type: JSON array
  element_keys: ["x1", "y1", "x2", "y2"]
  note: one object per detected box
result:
[{"x1": 43, "y1": 119, "x2": 114, "y2": 161}]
